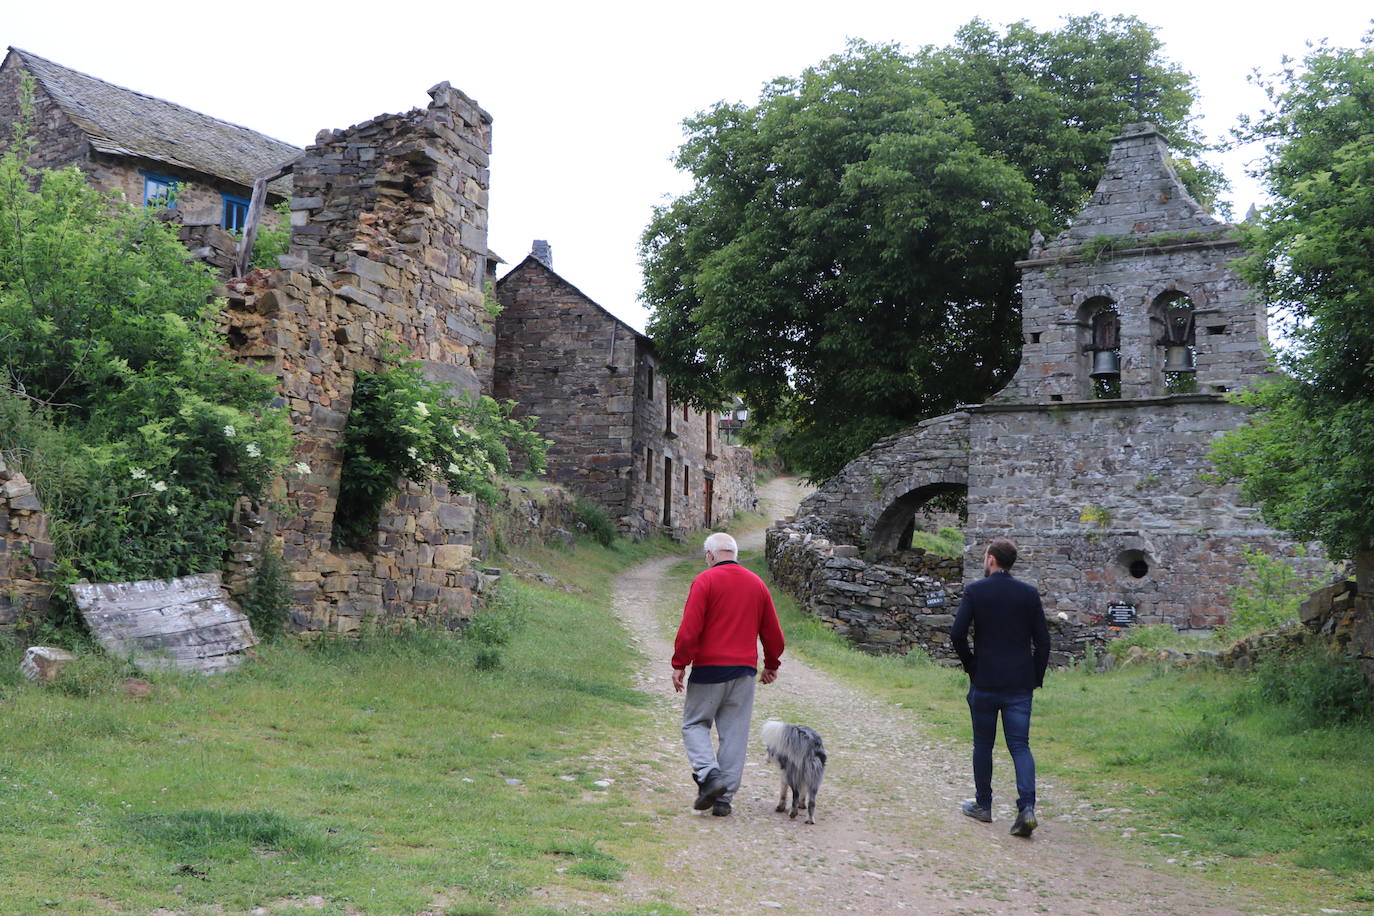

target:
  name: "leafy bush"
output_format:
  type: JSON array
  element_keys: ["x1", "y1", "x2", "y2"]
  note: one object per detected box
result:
[
  {"x1": 1255, "y1": 643, "x2": 1373, "y2": 728},
  {"x1": 333, "y1": 353, "x2": 548, "y2": 549},
  {"x1": 573, "y1": 496, "x2": 616, "y2": 547},
  {"x1": 248, "y1": 199, "x2": 292, "y2": 270},
  {"x1": 0, "y1": 104, "x2": 290, "y2": 620},
  {"x1": 1224, "y1": 545, "x2": 1322, "y2": 639},
  {"x1": 238, "y1": 538, "x2": 291, "y2": 642}
]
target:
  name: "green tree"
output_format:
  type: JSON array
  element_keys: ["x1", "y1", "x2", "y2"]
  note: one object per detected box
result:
[
  {"x1": 1210, "y1": 36, "x2": 1374, "y2": 559},
  {"x1": 641, "y1": 18, "x2": 1219, "y2": 480}
]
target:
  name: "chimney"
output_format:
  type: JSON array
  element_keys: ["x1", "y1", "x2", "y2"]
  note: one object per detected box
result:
[{"x1": 531, "y1": 239, "x2": 552, "y2": 267}]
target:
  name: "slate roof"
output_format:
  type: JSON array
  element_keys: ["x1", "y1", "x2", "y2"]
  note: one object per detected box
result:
[{"x1": 7, "y1": 47, "x2": 300, "y2": 195}]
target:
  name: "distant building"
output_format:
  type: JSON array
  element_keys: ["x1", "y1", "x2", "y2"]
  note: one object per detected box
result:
[
  {"x1": 494, "y1": 243, "x2": 755, "y2": 537},
  {"x1": 0, "y1": 47, "x2": 297, "y2": 230}
]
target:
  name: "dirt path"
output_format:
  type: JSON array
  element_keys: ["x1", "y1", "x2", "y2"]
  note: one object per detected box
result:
[{"x1": 541, "y1": 479, "x2": 1269, "y2": 915}]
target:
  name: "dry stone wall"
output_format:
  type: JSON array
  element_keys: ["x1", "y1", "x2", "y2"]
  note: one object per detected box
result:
[
  {"x1": 765, "y1": 521, "x2": 1107, "y2": 665},
  {"x1": 0, "y1": 459, "x2": 54, "y2": 628}
]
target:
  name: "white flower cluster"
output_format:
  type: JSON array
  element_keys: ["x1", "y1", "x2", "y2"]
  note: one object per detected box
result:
[
  {"x1": 223, "y1": 425, "x2": 236, "y2": 438},
  {"x1": 245, "y1": 443, "x2": 262, "y2": 458}
]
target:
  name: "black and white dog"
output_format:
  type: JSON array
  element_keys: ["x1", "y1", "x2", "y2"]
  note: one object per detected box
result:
[{"x1": 761, "y1": 719, "x2": 826, "y2": 824}]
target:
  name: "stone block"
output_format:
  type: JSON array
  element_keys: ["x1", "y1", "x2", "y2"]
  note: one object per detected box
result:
[{"x1": 20, "y1": 646, "x2": 78, "y2": 684}]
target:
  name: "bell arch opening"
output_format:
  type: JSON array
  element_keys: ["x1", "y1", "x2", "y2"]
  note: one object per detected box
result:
[{"x1": 867, "y1": 482, "x2": 967, "y2": 560}]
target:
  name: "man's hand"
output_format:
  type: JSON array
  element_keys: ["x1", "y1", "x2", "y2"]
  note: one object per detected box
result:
[
  {"x1": 760, "y1": 668, "x2": 778, "y2": 685},
  {"x1": 672, "y1": 667, "x2": 685, "y2": 693}
]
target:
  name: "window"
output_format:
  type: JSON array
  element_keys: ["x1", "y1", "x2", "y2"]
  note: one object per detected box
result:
[
  {"x1": 142, "y1": 171, "x2": 179, "y2": 208},
  {"x1": 222, "y1": 193, "x2": 251, "y2": 232}
]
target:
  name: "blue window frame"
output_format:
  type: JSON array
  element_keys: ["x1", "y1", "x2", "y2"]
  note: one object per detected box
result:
[
  {"x1": 141, "y1": 170, "x2": 179, "y2": 208},
  {"x1": 222, "y1": 193, "x2": 251, "y2": 232}
]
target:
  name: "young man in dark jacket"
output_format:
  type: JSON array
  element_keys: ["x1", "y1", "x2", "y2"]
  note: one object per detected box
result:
[
  {"x1": 672, "y1": 532, "x2": 785, "y2": 817},
  {"x1": 951, "y1": 536, "x2": 1051, "y2": 837}
]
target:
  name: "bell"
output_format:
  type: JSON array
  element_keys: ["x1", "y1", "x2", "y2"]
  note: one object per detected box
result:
[
  {"x1": 1090, "y1": 349, "x2": 1121, "y2": 379},
  {"x1": 1163, "y1": 344, "x2": 1195, "y2": 373}
]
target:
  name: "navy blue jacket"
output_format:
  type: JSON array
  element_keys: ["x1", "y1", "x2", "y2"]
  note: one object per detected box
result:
[{"x1": 951, "y1": 570, "x2": 1051, "y2": 690}]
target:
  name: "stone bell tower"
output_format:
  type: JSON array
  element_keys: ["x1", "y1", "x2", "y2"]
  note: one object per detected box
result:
[
  {"x1": 963, "y1": 123, "x2": 1314, "y2": 628},
  {"x1": 998, "y1": 123, "x2": 1269, "y2": 404}
]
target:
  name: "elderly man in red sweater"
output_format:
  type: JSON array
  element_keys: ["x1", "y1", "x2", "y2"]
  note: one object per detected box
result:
[{"x1": 672, "y1": 531, "x2": 786, "y2": 817}]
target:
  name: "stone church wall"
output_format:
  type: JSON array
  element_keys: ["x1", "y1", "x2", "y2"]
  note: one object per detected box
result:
[{"x1": 965, "y1": 398, "x2": 1327, "y2": 628}]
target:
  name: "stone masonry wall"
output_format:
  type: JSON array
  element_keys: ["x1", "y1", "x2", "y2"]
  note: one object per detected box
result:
[
  {"x1": 765, "y1": 520, "x2": 1108, "y2": 664},
  {"x1": 0, "y1": 58, "x2": 89, "y2": 171},
  {"x1": 221, "y1": 82, "x2": 496, "y2": 633},
  {"x1": 1002, "y1": 124, "x2": 1267, "y2": 404},
  {"x1": 796, "y1": 411, "x2": 970, "y2": 552},
  {"x1": 964, "y1": 398, "x2": 1329, "y2": 628},
  {"x1": 0, "y1": 459, "x2": 54, "y2": 629},
  {"x1": 494, "y1": 259, "x2": 641, "y2": 522},
  {"x1": 495, "y1": 256, "x2": 755, "y2": 538}
]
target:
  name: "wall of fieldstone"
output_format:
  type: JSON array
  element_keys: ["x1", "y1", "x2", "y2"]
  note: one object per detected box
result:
[
  {"x1": 0, "y1": 459, "x2": 54, "y2": 629},
  {"x1": 494, "y1": 256, "x2": 642, "y2": 522},
  {"x1": 765, "y1": 520, "x2": 1107, "y2": 664},
  {"x1": 218, "y1": 82, "x2": 497, "y2": 633}
]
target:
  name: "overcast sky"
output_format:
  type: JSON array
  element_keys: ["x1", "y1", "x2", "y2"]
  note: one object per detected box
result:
[{"x1": 5, "y1": 2, "x2": 1371, "y2": 331}]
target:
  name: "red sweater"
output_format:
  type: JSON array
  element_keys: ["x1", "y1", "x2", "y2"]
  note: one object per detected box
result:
[{"x1": 672, "y1": 561, "x2": 785, "y2": 671}]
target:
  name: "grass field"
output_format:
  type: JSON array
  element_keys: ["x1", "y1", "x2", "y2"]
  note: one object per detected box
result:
[
  {"x1": 739, "y1": 553, "x2": 1374, "y2": 911},
  {"x1": 0, "y1": 536, "x2": 682, "y2": 916},
  {"x1": 4, "y1": 518, "x2": 1372, "y2": 914}
]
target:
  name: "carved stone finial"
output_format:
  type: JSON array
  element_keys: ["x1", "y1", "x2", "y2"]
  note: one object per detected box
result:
[{"x1": 1029, "y1": 229, "x2": 1045, "y2": 257}]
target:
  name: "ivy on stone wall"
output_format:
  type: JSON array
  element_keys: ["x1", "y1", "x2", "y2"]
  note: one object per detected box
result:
[{"x1": 333, "y1": 354, "x2": 548, "y2": 549}]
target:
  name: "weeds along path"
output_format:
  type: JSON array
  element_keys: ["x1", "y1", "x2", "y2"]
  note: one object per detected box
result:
[{"x1": 547, "y1": 477, "x2": 1262, "y2": 915}]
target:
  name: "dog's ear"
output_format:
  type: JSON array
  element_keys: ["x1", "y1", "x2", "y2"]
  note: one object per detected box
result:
[{"x1": 816, "y1": 748, "x2": 827, "y2": 764}]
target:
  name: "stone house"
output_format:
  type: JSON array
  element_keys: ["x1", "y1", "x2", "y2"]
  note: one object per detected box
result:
[
  {"x1": 494, "y1": 244, "x2": 755, "y2": 537},
  {"x1": 0, "y1": 48, "x2": 296, "y2": 233},
  {"x1": 771, "y1": 123, "x2": 1329, "y2": 654}
]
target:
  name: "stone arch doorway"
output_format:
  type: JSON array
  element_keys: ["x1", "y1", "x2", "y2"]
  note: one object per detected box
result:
[{"x1": 867, "y1": 481, "x2": 967, "y2": 560}]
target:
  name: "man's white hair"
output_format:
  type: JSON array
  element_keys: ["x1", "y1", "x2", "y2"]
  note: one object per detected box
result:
[{"x1": 703, "y1": 532, "x2": 738, "y2": 555}]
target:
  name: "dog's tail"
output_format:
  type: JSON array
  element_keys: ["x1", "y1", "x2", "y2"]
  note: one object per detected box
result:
[{"x1": 761, "y1": 719, "x2": 786, "y2": 755}]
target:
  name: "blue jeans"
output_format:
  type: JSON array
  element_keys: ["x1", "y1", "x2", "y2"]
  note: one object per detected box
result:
[{"x1": 967, "y1": 686, "x2": 1036, "y2": 811}]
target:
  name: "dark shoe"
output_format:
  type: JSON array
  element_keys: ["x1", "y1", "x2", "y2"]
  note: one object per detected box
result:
[
  {"x1": 961, "y1": 800, "x2": 993, "y2": 823},
  {"x1": 693, "y1": 769, "x2": 728, "y2": 810},
  {"x1": 711, "y1": 800, "x2": 732, "y2": 816},
  {"x1": 1010, "y1": 806, "x2": 1038, "y2": 837}
]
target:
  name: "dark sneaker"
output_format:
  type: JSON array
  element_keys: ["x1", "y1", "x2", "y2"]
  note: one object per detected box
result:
[
  {"x1": 693, "y1": 769, "x2": 728, "y2": 810},
  {"x1": 961, "y1": 800, "x2": 993, "y2": 822},
  {"x1": 711, "y1": 800, "x2": 732, "y2": 817},
  {"x1": 1010, "y1": 806, "x2": 1038, "y2": 837}
]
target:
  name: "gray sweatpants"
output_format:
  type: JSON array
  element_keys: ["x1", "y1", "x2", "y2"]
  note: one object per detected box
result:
[{"x1": 681, "y1": 674, "x2": 756, "y2": 804}]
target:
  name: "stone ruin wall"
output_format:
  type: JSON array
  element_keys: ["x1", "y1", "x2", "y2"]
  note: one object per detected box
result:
[
  {"x1": 219, "y1": 82, "x2": 496, "y2": 633},
  {"x1": 0, "y1": 459, "x2": 54, "y2": 629}
]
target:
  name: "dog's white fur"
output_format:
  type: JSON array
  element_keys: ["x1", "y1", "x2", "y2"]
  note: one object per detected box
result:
[{"x1": 761, "y1": 719, "x2": 826, "y2": 824}]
